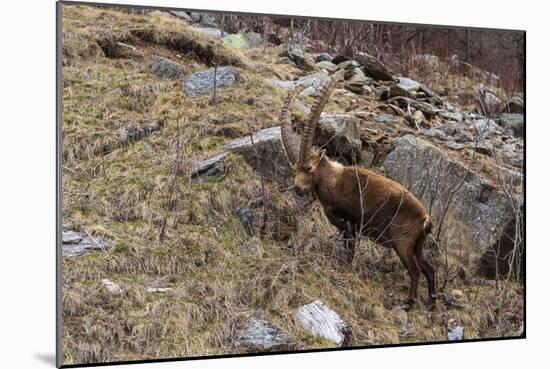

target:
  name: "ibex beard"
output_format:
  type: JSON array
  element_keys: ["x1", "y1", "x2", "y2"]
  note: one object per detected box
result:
[{"x1": 280, "y1": 73, "x2": 437, "y2": 310}]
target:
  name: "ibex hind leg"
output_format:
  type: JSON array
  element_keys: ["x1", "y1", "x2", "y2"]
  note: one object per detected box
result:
[
  {"x1": 414, "y1": 232, "x2": 437, "y2": 310},
  {"x1": 393, "y1": 240, "x2": 420, "y2": 311}
]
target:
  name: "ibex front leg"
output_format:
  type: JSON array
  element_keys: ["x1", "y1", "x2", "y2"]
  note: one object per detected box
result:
[{"x1": 323, "y1": 206, "x2": 358, "y2": 264}]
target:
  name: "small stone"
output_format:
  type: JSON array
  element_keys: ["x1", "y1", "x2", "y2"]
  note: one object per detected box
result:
[
  {"x1": 101, "y1": 279, "x2": 123, "y2": 294},
  {"x1": 316, "y1": 61, "x2": 338, "y2": 73},
  {"x1": 150, "y1": 57, "x2": 185, "y2": 80},
  {"x1": 315, "y1": 52, "x2": 333, "y2": 62},
  {"x1": 447, "y1": 319, "x2": 464, "y2": 341},
  {"x1": 451, "y1": 289, "x2": 464, "y2": 300}
]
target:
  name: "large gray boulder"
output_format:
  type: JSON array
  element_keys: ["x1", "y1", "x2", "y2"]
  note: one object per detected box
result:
[
  {"x1": 183, "y1": 66, "x2": 238, "y2": 97},
  {"x1": 384, "y1": 135, "x2": 522, "y2": 275}
]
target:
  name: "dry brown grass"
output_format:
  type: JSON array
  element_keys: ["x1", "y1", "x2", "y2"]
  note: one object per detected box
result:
[{"x1": 61, "y1": 5, "x2": 523, "y2": 366}]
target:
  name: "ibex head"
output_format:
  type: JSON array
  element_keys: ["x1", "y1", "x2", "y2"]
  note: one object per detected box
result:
[{"x1": 279, "y1": 73, "x2": 341, "y2": 196}]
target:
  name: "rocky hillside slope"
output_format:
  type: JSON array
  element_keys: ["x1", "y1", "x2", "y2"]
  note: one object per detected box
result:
[{"x1": 60, "y1": 5, "x2": 524, "y2": 365}]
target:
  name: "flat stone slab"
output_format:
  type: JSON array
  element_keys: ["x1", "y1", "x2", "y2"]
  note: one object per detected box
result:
[{"x1": 62, "y1": 230, "x2": 111, "y2": 257}]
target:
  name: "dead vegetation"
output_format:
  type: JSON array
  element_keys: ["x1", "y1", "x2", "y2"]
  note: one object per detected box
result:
[{"x1": 61, "y1": 5, "x2": 524, "y2": 366}]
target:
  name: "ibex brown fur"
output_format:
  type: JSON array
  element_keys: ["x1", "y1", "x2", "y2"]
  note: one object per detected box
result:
[{"x1": 280, "y1": 73, "x2": 436, "y2": 309}]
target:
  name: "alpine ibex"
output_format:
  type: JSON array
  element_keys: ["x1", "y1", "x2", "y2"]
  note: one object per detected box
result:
[{"x1": 279, "y1": 74, "x2": 436, "y2": 309}]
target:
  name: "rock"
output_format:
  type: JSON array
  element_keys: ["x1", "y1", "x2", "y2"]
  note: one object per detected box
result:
[
  {"x1": 344, "y1": 81, "x2": 365, "y2": 94},
  {"x1": 268, "y1": 73, "x2": 330, "y2": 96},
  {"x1": 388, "y1": 83, "x2": 413, "y2": 99},
  {"x1": 395, "y1": 77, "x2": 421, "y2": 93},
  {"x1": 419, "y1": 128, "x2": 447, "y2": 140},
  {"x1": 62, "y1": 229, "x2": 111, "y2": 257},
  {"x1": 384, "y1": 135, "x2": 523, "y2": 274},
  {"x1": 280, "y1": 46, "x2": 315, "y2": 71},
  {"x1": 451, "y1": 289, "x2": 464, "y2": 300},
  {"x1": 474, "y1": 118, "x2": 501, "y2": 137},
  {"x1": 231, "y1": 311, "x2": 295, "y2": 352},
  {"x1": 190, "y1": 12, "x2": 217, "y2": 27},
  {"x1": 189, "y1": 12, "x2": 202, "y2": 22},
  {"x1": 503, "y1": 96, "x2": 524, "y2": 114},
  {"x1": 447, "y1": 319, "x2": 464, "y2": 341},
  {"x1": 316, "y1": 114, "x2": 362, "y2": 163},
  {"x1": 297, "y1": 300, "x2": 352, "y2": 347},
  {"x1": 446, "y1": 141, "x2": 467, "y2": 150},
  {"x1": 222, "y1": 34, "x2": 250, "y2": 49},
  {"x1": 316, "y1": 61, "x2": 338, "y2": 73},
  {"x1": 233, "y1": 206, "x2": 255, "y2": 235},
  {"x1": 278, "y1": 56, "x2": 294, "y2": 64},
  {"x1": 315, "y1": 52, "x2": 333, "y2": 62},
  {"x1": 355, "y1": 112, "x2": 403, "y2": 126},
  {"x1": 150, "y1": 57, "x2": 185, "y2": 80},
  {"x1": 242, "y1": 237, "x2": 264, "y2": 257},
  {"x1": 356, "y1": 52, "x2": 393, "y2": 81},
  {"x1": 222, "y1": 32, "x2": 263, "y2": 49},
  {"x1": 194, "y1": 27, "x2": 226, "y2": 39},
  {"x1": 191, "y1": 154, "x2": 226, "y2": 182},
  {"x1": 146, "y1": 286, "x2": 173, "y2": 293},
  {"x1": 100, "y1": 279, "x2": 123, "y2": 294},
  {"x1": 183, "y1": 66, "x2": 238, "y2": 97},
  {"x1": 244, "y1": 32, "x2": 263, "y2": 48},
  {"x1": 478, "y1": 86, "x2": 503, "y2": 115},
  {"x1": 498, "y1": 113, "x2": 524, "y2": 138},
  {"x1": 62, "y1": 230, "x2": 82, "y2": 244},
  {"x1": 337, "y1": 60, "x2": 359, "y2": 72},
  {"x1": 438, "y1": 121, "x2": 474, "y2": 142},
  {"x1": 120, "y1": 122, "x2": 160, "y2": 144},
  {"x1": 168, "y1": 10, "x2": 192, "y2": 22},
  {"x1": 224, "y1": 126, "x2": 293, "y2": 182},
  {"x1": 440, "y1": 111, "x2": 463, "y2": 123}
]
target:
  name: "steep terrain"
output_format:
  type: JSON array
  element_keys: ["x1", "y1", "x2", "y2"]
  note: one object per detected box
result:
[{"x1": 60, "y1": 5, "x2": 524, "y2": 365}]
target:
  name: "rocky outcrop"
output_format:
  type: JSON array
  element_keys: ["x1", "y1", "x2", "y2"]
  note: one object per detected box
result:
[{"x1": 384, "y1": 135, "x2": 523, "y2": 274}]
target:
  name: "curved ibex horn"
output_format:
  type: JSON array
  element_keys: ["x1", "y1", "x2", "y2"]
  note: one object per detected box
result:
[
  {"x1": 279, "y1": 83, "x2": 310, "y2": 164},
  {"x1": 299, "y1": 73, "x2": 341, "y2": 164}
]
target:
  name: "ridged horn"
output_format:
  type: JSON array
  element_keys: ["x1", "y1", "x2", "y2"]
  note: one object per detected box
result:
[
  {"x1": 279, "y1": 83, "x2": 309, "y2": 164},
  {"x1": 299, "y1": 74, "x2": 340, "y2": 163}
]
